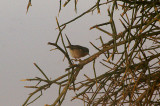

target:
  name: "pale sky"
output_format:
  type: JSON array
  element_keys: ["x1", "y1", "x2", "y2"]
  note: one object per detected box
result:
[{"x1": 0, "y1": 0, "x2": 125, "y2": 106}]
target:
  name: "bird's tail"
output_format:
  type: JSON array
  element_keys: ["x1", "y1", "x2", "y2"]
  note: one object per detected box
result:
[{"x1": 65, "y1": 35, "x2": 72, "y2": 46}]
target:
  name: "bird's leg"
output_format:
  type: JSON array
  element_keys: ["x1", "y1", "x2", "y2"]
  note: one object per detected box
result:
[
  {"x1": 77, "y1": 59, "x2": 82, "y2": 62},
  {"x1": 71, "y1": 58, "x2": 76, "y2": 61},
  {"x1": 72, "y1": 58, "x2": 82, "y2": 62},
  {"x1": 70, "y1": 58, "x2": 82, "y2": 63}
]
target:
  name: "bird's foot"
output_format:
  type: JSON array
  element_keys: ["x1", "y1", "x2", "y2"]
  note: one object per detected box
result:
[{"x1": 71, "y1": 58, "x2": 81, "y2": 62}]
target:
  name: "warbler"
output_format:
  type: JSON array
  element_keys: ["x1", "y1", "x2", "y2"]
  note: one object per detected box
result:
[{"x1": 65, "y1": 36, "x2": 89, "y2": 59}]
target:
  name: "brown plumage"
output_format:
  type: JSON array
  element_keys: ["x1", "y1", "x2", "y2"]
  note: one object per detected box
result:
[{"x1": 65, "y1": 36, "x2": 89, "y2": 59}]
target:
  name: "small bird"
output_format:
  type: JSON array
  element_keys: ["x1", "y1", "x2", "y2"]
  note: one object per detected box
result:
[{"x1": 65, "y1": 35, "x2": 89, "y2": 59}]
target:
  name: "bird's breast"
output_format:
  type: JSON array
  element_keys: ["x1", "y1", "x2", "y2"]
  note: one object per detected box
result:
[{"x1": 69, "y1": 49, "x2": 87, "y2": 58}]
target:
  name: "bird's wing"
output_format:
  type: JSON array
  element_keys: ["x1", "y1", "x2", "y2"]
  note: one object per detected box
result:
[{"x1": 66, "y1": 45, "x2": 84, "y2": 50}]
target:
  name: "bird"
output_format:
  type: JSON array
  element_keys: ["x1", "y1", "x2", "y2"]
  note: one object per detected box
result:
[{"x1": 65, "y1": 35, "x2": 89, "y2": 59}]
